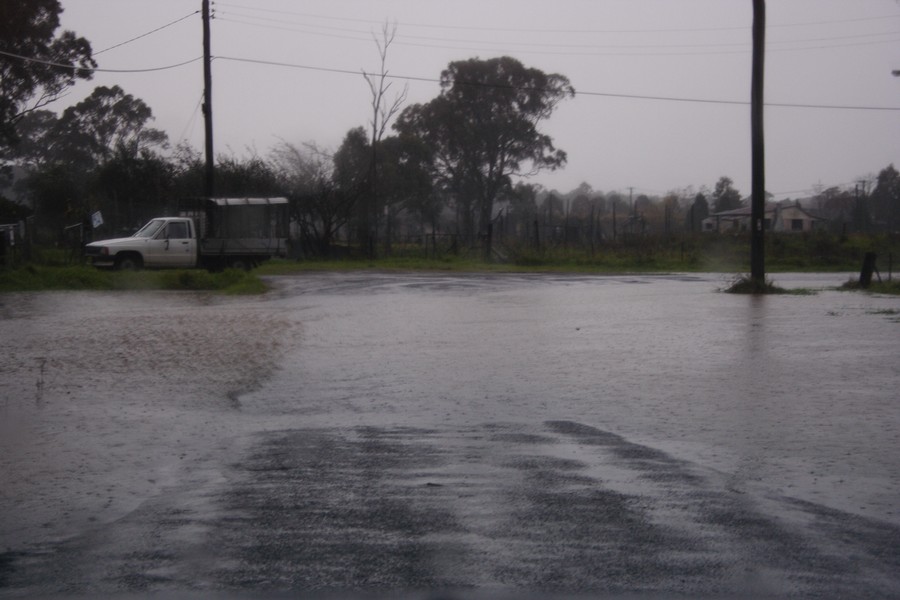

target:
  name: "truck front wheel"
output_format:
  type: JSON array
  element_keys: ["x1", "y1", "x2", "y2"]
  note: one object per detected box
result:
[{"x1": 115, "y1": 253, "x2": 143, "y2": 271}]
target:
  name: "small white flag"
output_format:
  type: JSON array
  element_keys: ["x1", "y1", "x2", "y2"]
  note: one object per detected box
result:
[{"x1": 91, "y1": 211, "x2": 104, "y2": 228}]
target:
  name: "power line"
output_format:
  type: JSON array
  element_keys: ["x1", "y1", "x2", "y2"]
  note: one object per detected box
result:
[
  {"x1": 175, "y1": 93, "x2": 205, "y2": 147},
  {"x1": 0, "y1": 49, "x2": 203, "y2": 73},
  {"x1": 3, "y1": 48, "x2": 897, "y2": 112},
  {"x1": 215, "y1": 12, "x2": 900, "y2": 56},
  {"x1": 215, "y1": 55, "x2": 900, "y2": 112},
  {"x1": 94, "y1": 11, "x2": 199, "y2": 55},
  {"x1": 215, "y1": 2, "x2": 900, "y2": 35}
]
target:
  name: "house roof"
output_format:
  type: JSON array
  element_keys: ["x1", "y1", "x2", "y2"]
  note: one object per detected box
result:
[
  {"x1": 708, "y1": 202, "x2": 826, "y2": 220},
  {"x1": 708, "y1": 203, "x2": 776, "y2": 218}
]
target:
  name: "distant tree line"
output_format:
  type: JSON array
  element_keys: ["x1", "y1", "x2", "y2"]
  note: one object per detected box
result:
[{"x1": 2, "y1": 2, "x2": 897, "y2": 258}]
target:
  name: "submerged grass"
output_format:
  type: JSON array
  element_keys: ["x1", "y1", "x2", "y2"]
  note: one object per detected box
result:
[
  {"x1": 840, "y1": 278, "x2": 900, "y2": 295},
  {"x1": 721, "y1": 274, "x2": 822, "y2": 295},
  {"x1": 157, "y1": 269, "x2": 268, "y2": 294},
  {"x1": 0, "y1": 265, "x2": 267, "y2": 294},
  {"x1": 722, "y1": 274, "x2": 788, "y2": 295}
]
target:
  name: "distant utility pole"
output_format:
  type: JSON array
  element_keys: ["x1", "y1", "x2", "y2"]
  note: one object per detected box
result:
[
  {"x1": 202, "y1": 0, "x2": 214, "y2": 198},
  {"x1": 750, "y1": 0, "x2": 766, "y2": 284}
]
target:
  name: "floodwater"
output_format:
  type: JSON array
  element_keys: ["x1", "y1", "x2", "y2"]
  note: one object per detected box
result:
[{"x1": 1, "y1": 272, "x2": 898, "y2": 597}]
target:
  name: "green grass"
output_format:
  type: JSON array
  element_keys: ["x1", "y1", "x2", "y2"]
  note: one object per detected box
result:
[
  {"x1": 0, "y1": 264, "x2": 113, "y2": 292},
  {"x1": 256, "y1": 232, "x2": 899, "y2": 276},
  {"x1": 4, "y1": 231, "x2": 899, "y2": 293},
  {"x1": 257, "y1": 254, "x2": 709, "y2": 275}
]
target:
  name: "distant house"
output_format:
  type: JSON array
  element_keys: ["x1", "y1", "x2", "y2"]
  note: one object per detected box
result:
[{"x1": 702, "y1": 201, "x2": 826, "y2": 233}]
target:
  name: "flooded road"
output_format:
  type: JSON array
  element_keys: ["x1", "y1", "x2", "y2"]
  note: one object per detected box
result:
[{"x1": 1, "y1": 272, "x2": 899, "y2": 597}]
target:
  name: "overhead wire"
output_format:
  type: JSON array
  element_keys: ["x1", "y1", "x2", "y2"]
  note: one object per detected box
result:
[
  {"x1": 5, "y1": 47, "x2": 895, "y2": 112},
  {"x1": 214, "y1": 2, "x2": 900, "y2": 35},
  {"x1": 214, "y1": 9, "x2": 900, "y2": 56},
  {"x1": 214, "y1": 14, "x2": 900, "y2": 60},
  {"x1": 215, "y1": 55, "x2": 900, "y2": 112},
  {"x1": 0, "y1": 49, "x2": 203, "y2": 73},
  {"x1": 175, "y1": 92, "x2": 206, "y2": 147},
  {"x1": 94, "y1": 11, "x2": 200, "y2": 55}
]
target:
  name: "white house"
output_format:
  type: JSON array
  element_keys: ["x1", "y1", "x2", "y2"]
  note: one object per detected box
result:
[{"x1": 702, "y1": 201, "x2": 825, "y2": 233}]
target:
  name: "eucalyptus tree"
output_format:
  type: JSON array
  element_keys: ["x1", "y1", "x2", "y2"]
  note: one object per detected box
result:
[
  {"x1": 0, "y1": 0, "x2": 94, "y2": 152},
  {"x1": 395, "y1": 56, "x2": 574, "y2": 237}
]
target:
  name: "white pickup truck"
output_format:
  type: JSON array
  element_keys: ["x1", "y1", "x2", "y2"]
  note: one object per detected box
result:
[{"x1": 85, "y1": 197, "x2": 290, "y2": 270}]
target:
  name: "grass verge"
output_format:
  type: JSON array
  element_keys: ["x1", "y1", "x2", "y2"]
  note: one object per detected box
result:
[{"x1": 0, "y1": 265, "x2": 268, "y2": 294}]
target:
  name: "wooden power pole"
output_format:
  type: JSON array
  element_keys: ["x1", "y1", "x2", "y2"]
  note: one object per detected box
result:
[
  {"x1": 202, "y1": 0, "x2": 214, "y2": 198},
  {"x1": 750, "y1": 0, "x2": 766, "y2": 284}
]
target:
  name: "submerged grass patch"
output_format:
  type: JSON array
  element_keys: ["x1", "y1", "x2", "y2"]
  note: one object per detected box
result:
[
  {"x1": 840, "y1": 278, "x2": 900, "y2": 295},
  {"x1": 157, "y1": 269, "x2": 268, "y2": 294},
  {"x1": 722, "y1": 274, "x2": 790, "y2": 295},
  {"x1": 0, "y1": 265, "x2": 267, "y2": 294}
]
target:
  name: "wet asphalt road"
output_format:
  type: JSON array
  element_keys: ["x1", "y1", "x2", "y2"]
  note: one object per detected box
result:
[{"x1": 3, "y1": 420, "x2": 899, "y2": 598}]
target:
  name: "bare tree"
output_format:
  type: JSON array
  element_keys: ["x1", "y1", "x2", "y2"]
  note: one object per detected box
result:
[
  {"x1": 360, "y1": 22, "x2": 408, "y2": 256},
  {"x1": 271, "y1": 140, "x2": 355, "y2": 256}
]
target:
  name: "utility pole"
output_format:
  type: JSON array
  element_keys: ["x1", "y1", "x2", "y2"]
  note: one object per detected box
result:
[
  {"x1": 750, "y1": 0, "x2": 766, "y2": 284},
  {"x1": 202, "y1": 0, "x2": 214, "y2": 198}
]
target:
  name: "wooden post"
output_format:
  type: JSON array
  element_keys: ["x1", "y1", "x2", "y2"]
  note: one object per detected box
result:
[
  {"x1": 859, "y1": 252, "x2": 877, "y2": 288},
  {"x1": 750, "y1": 0, "x2": 766, "y2": 285},
  {"x1": 202, "y1": 0, "x2": 214, "y2": 198}
]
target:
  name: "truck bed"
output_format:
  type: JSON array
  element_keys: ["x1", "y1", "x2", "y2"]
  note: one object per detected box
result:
[{"x1": 200, "y1": 237, "x2": 289, "y2": 257}]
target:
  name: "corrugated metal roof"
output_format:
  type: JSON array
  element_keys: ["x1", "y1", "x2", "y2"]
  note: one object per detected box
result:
[{"x1": 210, "y1": 197, "x2": 289, "y2": 206}]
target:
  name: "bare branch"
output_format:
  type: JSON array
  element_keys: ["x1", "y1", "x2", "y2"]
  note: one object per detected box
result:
[{"x1": 364, "y1": 21, "x2": 408, "y2": 145}]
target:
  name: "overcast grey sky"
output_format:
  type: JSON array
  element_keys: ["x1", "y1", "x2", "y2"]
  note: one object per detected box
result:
[{"x1": 56, "y1": 0, "x2": 900, "y2": 199}]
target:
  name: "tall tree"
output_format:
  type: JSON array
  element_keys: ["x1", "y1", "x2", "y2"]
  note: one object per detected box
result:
[
  {"x1": 870, "y1": 164, "x2": 899, "y2": 233},
  {"x1": 332, "y1": 126, "x2": 370, "y2": 196},
  {"x1": 376, "y1": 133, "x2": 434, "y2": 246},
  {"x1": 503, "y1": 181, "x2": 540, "y2": 237},
  {"x1": 7, "y1": 108, "x2": 57, "y2": 168},
  {"x1": 94, "y1": 146, "x2": 174, "y2": 232},
  {"x1": 711, "y1": 176, "x2": 743, "y2": 213},
  {"x1": 0, "y1": 0, "x2": 94, "y2": 151},
  {"x1": 395, "y1": 56, "x2": 574, "y2": 237},
  {"x1": 687, "y1": 192, "x2": 710, "y2": 232},
  {"x1": 52, "y1": 85, "x2": 168, "y2": 167}
]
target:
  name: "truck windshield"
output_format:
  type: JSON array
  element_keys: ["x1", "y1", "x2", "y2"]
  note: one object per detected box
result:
[{"x1": 132, "y1": 220, "x2": 166, "y2": 238}]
